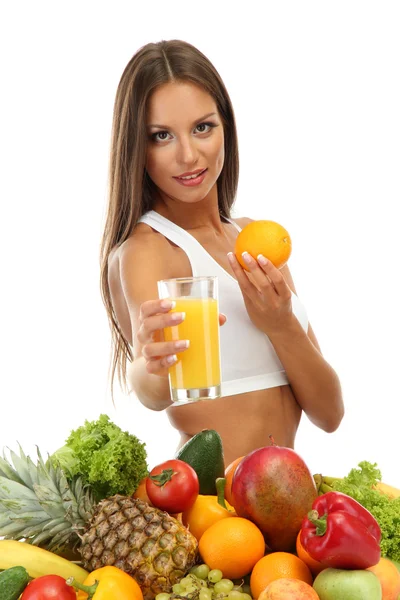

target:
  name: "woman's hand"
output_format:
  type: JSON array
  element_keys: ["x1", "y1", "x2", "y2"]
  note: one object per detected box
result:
[
  {"x1": 136, "y1": 299, "x2": 187, "y2": 376},
  {"x1": 227, "y1": 251, "x2": 293, "y2": 335},
  {"x1": 137, "y1": 299, "x2": 226, "y2": 376}
]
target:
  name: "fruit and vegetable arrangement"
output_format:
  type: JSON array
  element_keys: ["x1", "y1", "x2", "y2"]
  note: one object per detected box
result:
[{"x1": 1, "y1": 417, "x2": 400, "y2": 599}]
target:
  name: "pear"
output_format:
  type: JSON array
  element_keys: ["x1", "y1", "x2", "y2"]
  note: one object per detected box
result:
[{"x1": 313, "y1": 568, "x2": 382, "y2": 600}]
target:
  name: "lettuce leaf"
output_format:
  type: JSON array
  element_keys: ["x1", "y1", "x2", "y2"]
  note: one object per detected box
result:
[{"x1": 51, "y1": 414, "x2": 148, "y2": 501}]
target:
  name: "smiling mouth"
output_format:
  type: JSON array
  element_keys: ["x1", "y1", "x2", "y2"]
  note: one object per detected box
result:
[{"x1": 174, "y1": 169, "x2": 207, "y2": 180}]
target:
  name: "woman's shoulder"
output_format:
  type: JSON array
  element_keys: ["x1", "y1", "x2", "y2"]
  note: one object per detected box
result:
[
  {"x1": 115, "y1": 222, "x2": 174, "y2": 264},
  {"x1": 111, "y1": 222, "x2": 187, "y2": 288},
  {"x1": 231, "y1": 216, "x2": 253, "y2": 229}
]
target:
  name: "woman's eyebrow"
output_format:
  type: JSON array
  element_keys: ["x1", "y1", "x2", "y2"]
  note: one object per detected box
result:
[{"x1": 147, "y1": 112, "x2": 218, "y2": 130}]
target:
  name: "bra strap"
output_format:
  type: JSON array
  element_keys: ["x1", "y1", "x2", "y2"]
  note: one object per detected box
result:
[{"x1": 224, "y1": 216, "x2": 242, "y2": 233}]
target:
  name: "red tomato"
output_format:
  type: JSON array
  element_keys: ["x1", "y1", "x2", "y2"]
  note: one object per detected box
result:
[
  {"x1": 21, "y1": 574, "x2": 76, "y2": 599},
  {"x1": 146, "y1": 459, "x2": 199, "y2": 513}
]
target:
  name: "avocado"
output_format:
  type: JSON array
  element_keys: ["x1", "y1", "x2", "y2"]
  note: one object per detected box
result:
[{"x1": 176, "y1": 429, "x2": 225, "y2": 495}]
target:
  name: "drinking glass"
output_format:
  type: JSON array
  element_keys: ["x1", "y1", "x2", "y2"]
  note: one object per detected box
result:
[{"x1": 157, "y1": 276, "x2": 222, "y2": 403}]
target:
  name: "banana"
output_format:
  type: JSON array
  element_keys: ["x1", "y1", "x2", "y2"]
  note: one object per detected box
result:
[
  {"x1": 313, "y1": 474, "x2": 340, "y2": 495},
  {"x1": 0, "y1": 539, "x2": 88, "y2": 582},
  {"x1": 314, "y1": 473, "x2": 400, "y2": 500},
  {"x1": 313, "y1": 473, "x2": 323, "y2": 492},
  {"x1": 374, "y1": 481, "x2": 400, "y2": 499}
]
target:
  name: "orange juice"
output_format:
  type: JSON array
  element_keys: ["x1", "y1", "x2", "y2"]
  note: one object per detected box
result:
[{"x1": 164, "y1": 297, "x2": 221, "y2": 390}]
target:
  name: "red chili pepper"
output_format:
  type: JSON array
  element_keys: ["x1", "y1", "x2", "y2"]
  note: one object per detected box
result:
[{"x1": 300, "y1": 490, "x2": 381, "y2": 570}]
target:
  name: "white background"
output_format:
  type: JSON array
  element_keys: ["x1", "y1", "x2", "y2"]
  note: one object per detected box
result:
[{"x1": 1, "y1": 2, "x2": 399, "y2": 486}]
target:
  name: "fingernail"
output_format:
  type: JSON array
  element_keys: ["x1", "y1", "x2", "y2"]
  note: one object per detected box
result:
[
  {"x1": 171, "y1": 312, "x2": 185, "y2": 321},
  {"x1": 161, "y1": 300, "x2": 176, "y2": 309},
  {"x1": 257, "y1": 254, "x2": 268, "y2": 266},
  {"x1": 175, "y1": 340, "x2": 190, "y2": 350},
  {"x1": 242, "y1": 251, "x2": 252, "y2": 264},
  {"x1": 227, "y1": 252, "x2": 235, "y2": 264},
  {"x1": 166, "y1": 354, "x2": 177, "y2": 364}
]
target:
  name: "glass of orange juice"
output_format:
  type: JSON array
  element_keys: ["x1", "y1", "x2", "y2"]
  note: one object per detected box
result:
[{"x1": 157, "y1": 276, "x2": 221, "y2": 403}]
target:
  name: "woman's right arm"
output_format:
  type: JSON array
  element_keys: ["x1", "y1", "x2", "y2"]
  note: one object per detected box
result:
[{"x1": 119, "y1": 235, "x2": 189, "y2": 411}]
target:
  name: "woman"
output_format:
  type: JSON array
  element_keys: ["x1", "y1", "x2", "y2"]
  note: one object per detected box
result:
[{"x1": 101, "y1": 40, "x2": 344, "y2": 466}]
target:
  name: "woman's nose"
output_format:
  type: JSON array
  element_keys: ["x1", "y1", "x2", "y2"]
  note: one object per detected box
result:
[{"x1": 176, "y1": 136, "x2": 199, "y2": 165}]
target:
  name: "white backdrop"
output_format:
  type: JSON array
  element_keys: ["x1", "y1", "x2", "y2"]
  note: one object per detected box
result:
[{"x1": 1, "y1": 2, "x2": 399, "y2": 486}]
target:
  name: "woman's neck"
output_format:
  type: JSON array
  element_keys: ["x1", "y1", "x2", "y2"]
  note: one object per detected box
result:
[{"x1": 151, "y1": 186, "x2": 226, "y2": 234}]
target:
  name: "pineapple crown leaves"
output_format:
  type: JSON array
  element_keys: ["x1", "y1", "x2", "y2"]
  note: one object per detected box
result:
[
  {"x1": 0, "y1": 444, "x2": 96, "y2": 553},
  {"x1": 0, "y1": 450, "x2": 26, "y2": 485}
]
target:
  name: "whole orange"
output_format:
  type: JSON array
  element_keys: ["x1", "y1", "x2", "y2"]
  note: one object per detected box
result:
[
  {"x1": 367, "y1": 557, "x2": 400, "y2": 600},
  {"x1": 295, "y1": 531, "x2": 325, "y2": 576},
  {"x1": 259, "y1": 578, "x2": 319, "y2": 600},
  {"x1": 250, "y1": 552, "x2": 313, "y2": 599},
  {"x1": 234, "y1": 220, "x2": 292, "y2": 271},
  {"x1": 198, "y1": 517, "x2": 265, "y2": 579},
  {"x1": 224, "y1": 456, "x2": 245, "y2": 507}
]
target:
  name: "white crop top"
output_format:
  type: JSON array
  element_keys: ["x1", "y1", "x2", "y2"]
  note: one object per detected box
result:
[{"x1": 138, "y1": 210, "x2": 308, "y2": 397}]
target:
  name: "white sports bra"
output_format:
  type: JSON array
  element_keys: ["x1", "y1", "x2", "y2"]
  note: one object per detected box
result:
[{"x1": 138, "y1": 210, "x2": 308, "y2": 397}]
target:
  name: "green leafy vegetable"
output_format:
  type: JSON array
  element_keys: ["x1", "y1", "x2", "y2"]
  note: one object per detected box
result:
[
  {"x1": 323, "y1": 461, "x2": 400, "y2": 562},
  {"x1": 49, "y1": 444, "x2": 79, "y2": 475},
  {"x1": 51, "y1": 414, "x2": 148, "y2": 501}
]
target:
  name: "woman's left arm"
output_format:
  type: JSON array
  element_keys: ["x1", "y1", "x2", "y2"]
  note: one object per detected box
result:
[{"x1": 227, "y1": 251, "x2": 344, "y2": 433}]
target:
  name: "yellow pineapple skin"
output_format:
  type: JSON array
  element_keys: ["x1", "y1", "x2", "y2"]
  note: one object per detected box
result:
[{"x1": 80, "y1": 495, "x2": 198, "y2": 600}]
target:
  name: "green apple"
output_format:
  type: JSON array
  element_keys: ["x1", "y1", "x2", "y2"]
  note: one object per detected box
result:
[{"x1": 313, "y1": 568, "x2": 382, "y2": 600}]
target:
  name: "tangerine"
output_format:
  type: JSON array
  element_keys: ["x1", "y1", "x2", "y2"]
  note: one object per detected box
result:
[
  {"x1": 367, "y1": 557, "x2": 400, "y2": 600},
  {"x1": 250, "y1": 552, "x2": 313, "y2": 599},
  {"x1": 259, "y1": 578, "x2": 319, "y2": 600},
  {"x1": 234, "y1": 220, "x2": 292, "y2": 271},
  {"x1": 198, "y1": 517, "x2": 265, "y2": 579},
  {"x1": 224, "y1": 456, "x2": 245, "y2": 507}
]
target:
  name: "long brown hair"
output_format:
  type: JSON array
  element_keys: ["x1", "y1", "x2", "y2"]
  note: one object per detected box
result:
[{"x1": 100, "y1": 39, "x2": 240, "y2": 394}]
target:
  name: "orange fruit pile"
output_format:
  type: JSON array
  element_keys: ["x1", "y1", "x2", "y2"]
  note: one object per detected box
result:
[
  {"x1": 234, "y1": 220, "x2": 292, "y2": 270},
  {"x1": 250, "y1": 552, "x2": 313, "y2": 599}
]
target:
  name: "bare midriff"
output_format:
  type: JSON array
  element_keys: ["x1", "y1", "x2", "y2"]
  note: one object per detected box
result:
[{"x1": 166, "y1": 384, "x2": 302, "y2": 467}]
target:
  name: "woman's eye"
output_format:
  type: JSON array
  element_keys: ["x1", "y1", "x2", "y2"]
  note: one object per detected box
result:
[
  {"x1": 195, "y1": 122, "x2": 215, "y2": 133},
  {"x1": 151, "y1": 131, "x2": 170, "y2": 142}
]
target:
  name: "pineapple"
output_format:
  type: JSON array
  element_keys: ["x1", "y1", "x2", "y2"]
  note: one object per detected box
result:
[{"x1": 0, "y1": 446, "x2": 198, "y2": 600}]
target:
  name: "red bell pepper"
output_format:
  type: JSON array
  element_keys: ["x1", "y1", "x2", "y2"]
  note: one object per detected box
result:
[{"x1": 300, "y1": 490, "x2": 381, "y2": 570}]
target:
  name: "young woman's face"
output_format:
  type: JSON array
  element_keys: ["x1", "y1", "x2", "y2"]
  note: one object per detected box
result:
[{"x1": 145, "y1": 81, "x2": 225, "y2": 205}]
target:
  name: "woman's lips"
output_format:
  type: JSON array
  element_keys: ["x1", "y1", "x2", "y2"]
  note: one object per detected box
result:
[{"x1": 173, "y1": 169, "x2": 208, "y2": 187}]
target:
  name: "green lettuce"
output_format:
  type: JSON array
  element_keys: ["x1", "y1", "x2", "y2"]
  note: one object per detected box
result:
[{"x1": 51, "y1": 414, "x2": 148, "y2": 501}]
